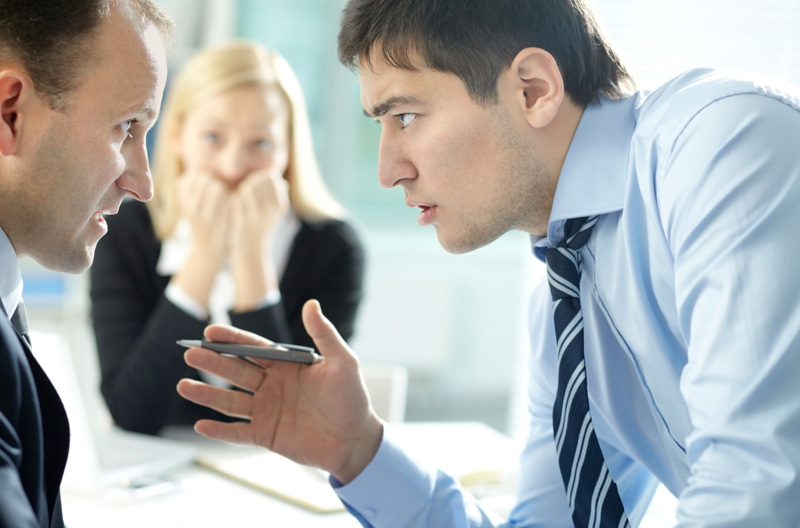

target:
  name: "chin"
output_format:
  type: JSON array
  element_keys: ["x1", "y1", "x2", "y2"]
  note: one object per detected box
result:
[
  {"x1": 436, "y1": 233, "x2": 487, "y2": 255},
  {"x1": 436, "y1": 224, "x2": 506, "y2": 255},
  {"x1": 34, "y1": 246, "x2": 95, "y2": 275}
]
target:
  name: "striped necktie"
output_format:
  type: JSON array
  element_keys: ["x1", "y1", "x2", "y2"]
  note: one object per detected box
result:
[
  {"x1": 546, "y1": 216, "x2": 629, "y2": 528},
  {"x1": 11, "y1": 298, "x2": 31, "y2": 346}
]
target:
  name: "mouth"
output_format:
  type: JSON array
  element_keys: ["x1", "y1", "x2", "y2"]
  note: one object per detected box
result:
[
  {"x1": 98, "y1": 204, "x2": 120, "y2": 216},
  {"x1": 406, "y1": 198, "x2": 437, "y2": 226},
  {"x1": 93, "y1": 206, "x2": 119, "y2": 223},
  {"x1": 406, "y1": 198, "x2": 432, "y2": 210}
]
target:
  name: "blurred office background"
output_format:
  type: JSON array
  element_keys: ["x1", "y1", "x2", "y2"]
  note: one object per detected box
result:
[{"x1": 22, "y1": 0, "x2": 800, "y2": 440}]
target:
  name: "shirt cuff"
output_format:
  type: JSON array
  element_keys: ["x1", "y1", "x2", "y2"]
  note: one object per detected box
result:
[
  {"x1": 332, "y1": 425, "x2": 436, "y2": 526},
  {"x1": 165, "y1": 282, "x2": 208, "y2": 320}
]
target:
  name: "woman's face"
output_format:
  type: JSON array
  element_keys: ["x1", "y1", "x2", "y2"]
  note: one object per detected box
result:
[{"x1": 176, "y1": 84, "x2": 290, "y2": 189}]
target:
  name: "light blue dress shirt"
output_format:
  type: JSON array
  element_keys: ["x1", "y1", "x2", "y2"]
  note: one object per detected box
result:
[{"x1": 335, "y1": 69, "x2": 800, "y2": 527}]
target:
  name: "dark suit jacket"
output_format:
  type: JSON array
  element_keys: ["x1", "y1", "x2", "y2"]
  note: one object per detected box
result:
[
  {"x1": 0, "y1": 312, "x2": 69, "y2": 527},
  {"x1": 90, "y1": 200, "x2": 365, "y2": 435}
]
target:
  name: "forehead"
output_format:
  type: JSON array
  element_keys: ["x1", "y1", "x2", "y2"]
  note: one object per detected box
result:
[
  {"x1": 72, "y1": 7, "x2": 167, "y2": 122},
  {"x1": 188, "y1": 84, "x2": 289, "y2": 127},
  {"x1": 357, "y1": 51, "x2": 465, "y2": 116}
]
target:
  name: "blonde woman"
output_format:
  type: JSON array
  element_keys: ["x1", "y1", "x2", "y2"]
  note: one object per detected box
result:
[{"x1": 90, "y1": 41, "x2": 365, "y2": 435}]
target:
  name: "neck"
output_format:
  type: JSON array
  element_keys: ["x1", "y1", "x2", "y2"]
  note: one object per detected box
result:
[{"x1": 526, "y1": 98, "x2": 586, "y2": 236}]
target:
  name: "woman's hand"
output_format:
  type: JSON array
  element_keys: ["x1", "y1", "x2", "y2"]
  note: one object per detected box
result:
[
  {"x1": 229, "y1": 169, "x2": 289, "y2": 310},
  {"x1": 170, "y1": 171, "x2": 232, "y2": 307},
  {"x1": 229, "y1": 169, "x2": 289, "y2": 254},
  {"x1": 178, "y1": 170, "x2": 232, "y2": 256}
]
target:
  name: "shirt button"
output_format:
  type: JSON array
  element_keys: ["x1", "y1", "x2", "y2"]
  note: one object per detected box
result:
[{"x1": 364, "y1": 508, "x2": 377, "y2": 518}]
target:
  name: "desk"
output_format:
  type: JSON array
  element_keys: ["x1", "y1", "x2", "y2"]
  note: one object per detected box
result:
[
  {"x1": 61, "y1": 422, "x2": 521, "y2": 527},
  {"x1": 61, "y1": 421, "x2": 676, "y2": 527},
  {"x1": 62, "y1": 463, "x2": 361, "y2": 527}
]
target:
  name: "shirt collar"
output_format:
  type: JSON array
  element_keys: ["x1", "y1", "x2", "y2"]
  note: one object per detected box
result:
[
  {"x1": 531, "y1": 94, "x2": 638, "y2": 260},
  {"x1": 0, "y1": 226, "x2": 23, "y2": 319}
]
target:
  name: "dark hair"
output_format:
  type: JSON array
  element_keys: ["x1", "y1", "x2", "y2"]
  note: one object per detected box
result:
[
  {"x1": 338, "y1": 0, "x2": 634, "y2": 107},
  {"x1": 0, "y1": 0, "x2": 173, "y2": 110}
]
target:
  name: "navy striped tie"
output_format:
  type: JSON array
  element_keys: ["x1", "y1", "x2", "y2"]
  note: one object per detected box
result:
[{"x1": 546, "y1": 216, "x2": 629, "y2": 528}]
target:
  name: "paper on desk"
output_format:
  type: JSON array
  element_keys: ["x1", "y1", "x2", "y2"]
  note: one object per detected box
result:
[{"x1": 196, "y1": 450, "x2": 344, "y2": 514}]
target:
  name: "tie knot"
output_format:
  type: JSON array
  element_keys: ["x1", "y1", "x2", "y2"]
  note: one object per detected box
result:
[
  {"x1": 545, "y1": 216, "x2": 599, "y2": 302},
  {"x1": 560, "y1": 216, "x2": 598, "y2": 251}
]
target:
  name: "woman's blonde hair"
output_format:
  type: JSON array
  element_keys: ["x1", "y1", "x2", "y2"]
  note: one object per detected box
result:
[{"x1": 149, "y1": 40, "x2": 345, "y2": 240}]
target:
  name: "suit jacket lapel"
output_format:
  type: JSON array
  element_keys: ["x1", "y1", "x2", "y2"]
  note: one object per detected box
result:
[{"x1": 22, "y1": 344, "x2": 70, "y2": 522}]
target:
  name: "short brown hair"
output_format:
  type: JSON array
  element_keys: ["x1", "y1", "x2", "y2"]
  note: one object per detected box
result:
[
  {"x1": 338, "y1": 0, "x2": 633, "y2": 107},
  {"x1": 0, "y1": 0, "x2": 173, "y2": 110}
]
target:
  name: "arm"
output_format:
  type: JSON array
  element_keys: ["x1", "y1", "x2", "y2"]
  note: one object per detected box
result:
[
  {"x1": 229, "y1": 219, "x2": 365, "y2": 348},
  {"x1": 0, "y1": 420, "x2": 42, "y2": 528},
  {"x1": 0, "y1": 326, "x2": 50, "y2": 527},
  {"x1": 178, "y1": 301, "x2": 511, "y2": 527},
  {"x1": 90, "y1": 202, "x2": 218, "y2": 434},
  {"x1": 659, "y1": 94, "x2": 800, "y2": 525},
  {"x1": 334, "y1": 427, "x2": 503, "y2": 527}
]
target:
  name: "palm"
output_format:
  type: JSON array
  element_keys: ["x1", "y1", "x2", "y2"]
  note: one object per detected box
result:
[
  {"x1": 249, "y1": 358, "x2": 367, "y2": 471},
  {"x1": 178, "y1": 301, "x2": 383, "y2": 481}
]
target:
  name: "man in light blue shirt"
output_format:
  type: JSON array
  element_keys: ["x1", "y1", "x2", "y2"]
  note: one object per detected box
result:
[{"x1": 177, "y1": 1, "x2": 800, "y2": 526}]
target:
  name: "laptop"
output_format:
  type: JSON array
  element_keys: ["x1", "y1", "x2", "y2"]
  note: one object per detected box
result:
[{"x1": 30, "y1": 331, "x2": 197, "y2": 495}]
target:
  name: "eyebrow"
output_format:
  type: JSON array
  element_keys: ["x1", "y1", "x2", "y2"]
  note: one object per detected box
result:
[
  {"x1": 363, "y1": 95, "x2": 424, "y2": 118},
  {"x1": 118, "y1": 102, "x2": 159, "y2": 125}
]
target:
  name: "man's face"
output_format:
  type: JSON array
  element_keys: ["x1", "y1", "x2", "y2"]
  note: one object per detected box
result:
[
  {"x1": 9, "y1": 6, "x2": 167, "y2": 273},
  {"x1": 359, "y1": 52, "x2": 556, "y2": 254}
]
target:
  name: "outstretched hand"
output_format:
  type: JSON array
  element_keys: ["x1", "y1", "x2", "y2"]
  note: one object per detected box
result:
[{"x1": 176, "y1": 300, "x2": 384, "y2": 483}]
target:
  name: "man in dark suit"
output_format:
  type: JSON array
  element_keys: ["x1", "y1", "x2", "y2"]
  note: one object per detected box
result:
[{"x1": 0, "y1": 1, "x2": 172, "y2": 525}]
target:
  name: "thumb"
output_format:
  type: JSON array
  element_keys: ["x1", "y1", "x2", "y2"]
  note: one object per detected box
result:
[{"x1": 302, "y1": 299, "x2": 350, "y2": 359}]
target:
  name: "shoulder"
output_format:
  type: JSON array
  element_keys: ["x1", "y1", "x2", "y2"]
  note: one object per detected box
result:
[
  {"x1": 299, "y1": 218, "x2": 364, "y2": 250},
  {"x1": 633, "y1": 68, "x2": 800, "y2": 144}
]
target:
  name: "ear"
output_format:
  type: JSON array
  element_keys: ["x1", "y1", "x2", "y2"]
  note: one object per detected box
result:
[
  {"x1": 506, "y1": 48, "x2": 565, "y2": 129},
  {"x1": 0, "y1": 70, "x2": 28, "y2": 156}
]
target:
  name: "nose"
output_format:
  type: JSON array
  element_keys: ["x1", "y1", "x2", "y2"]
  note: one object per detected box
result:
[
  {"x1": 216, "y1": 142, "x2": 254, "y2": 189},
  {"x1": 377, "y1": 129, "x2": 415, "y2": 189},
  {"x1": 117, "y1": 138, "x2": 154, "y2": 202}
]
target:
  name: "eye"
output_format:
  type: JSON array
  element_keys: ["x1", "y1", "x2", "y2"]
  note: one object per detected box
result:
[
  {"x1": 202, "y1": 132, "x2": 222, "y2": 144},
  {"x1": 121, "y1": 119, "x2": 136, "y2": 139},
  {"x1": 396, "y1": 113, "x2": 416, "y2": 128},
  {"x1": 254, "y1": 139, "x2": 272, "y2": 151}
]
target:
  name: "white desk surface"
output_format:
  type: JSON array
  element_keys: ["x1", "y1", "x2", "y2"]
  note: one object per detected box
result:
[
  {"x1": 61, "y1": 421, "x2": 521, "y2": 527},
  {"x1": 61, "y1": 421, "x2": 676, "y2": 527},
  {"x1": 63, "y1": 463, "x2": 361, "y2": 527}
]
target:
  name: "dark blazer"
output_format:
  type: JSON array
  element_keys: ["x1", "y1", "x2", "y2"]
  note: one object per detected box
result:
[
  {"x1": 90, "y1": 200, "x2": 365, "y2": 435},
  {"x1": 0, "y1": 312, "x2": 69, "y2": 528}
]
